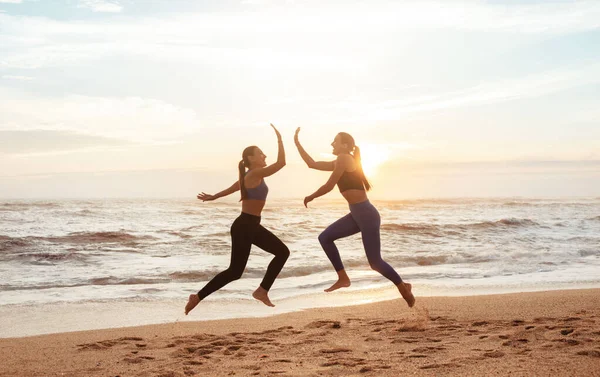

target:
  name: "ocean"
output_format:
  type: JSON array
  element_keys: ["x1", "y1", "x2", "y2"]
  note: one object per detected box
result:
[{"x1": 1, "y1": 197, "x2": 599, "y2": 337}]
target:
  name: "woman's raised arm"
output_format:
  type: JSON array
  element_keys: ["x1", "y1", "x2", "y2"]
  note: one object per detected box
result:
[{"x1": 294, "y1": 127, "x2": 335, "y2": 171}]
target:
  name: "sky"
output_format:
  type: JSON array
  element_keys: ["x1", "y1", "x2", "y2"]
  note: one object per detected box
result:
[{"x1": 0, "y1": 0, "x2": 599, "y2": 199}]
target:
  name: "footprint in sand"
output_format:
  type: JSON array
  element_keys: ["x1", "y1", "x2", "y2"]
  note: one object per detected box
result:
[
  {"x1": 123, "y1": 356, "x2": 155, "y2": 364},
  {"x1": 411, "y1": 346, "x2": 446, "y2": 353},
  {"x1": 322, "y1": 357, "x2": 367, "y2": 368},
  {"x1": 396, "y1": 324, "x2": 427, "y2": 332},
  {"x1": 77, "y1": 337, "x2": 145, "y2": 351},
  {"x1": 421, "y1": 362, "x2": 459, "y2": 370},
  {"x1": 320, "y1": 361, "x2": 340, "y2": 367},
  {"x1": 155, "y1": 371, "x2": 178, "y2": 377},
  {"x1": 483, "y1": 350, "x2": 505, "y2": 358},
  {"x1": 319, "y1": 348, "x2": 352, "y2": 354},
  {"x1": 184, "y1": 360, "x2": 203, "y2": 366},
  {"x1": 305, "y1": 320, "x2": 342, "y2": 329},
  {"x1": 390, "y1": 337, "x2": 420, "y2": 344},
  {"x1": 367, "y1": 319, "x2": 398, "y2": 326},
  {"x1": 576, "y1": 350, "x2": 600, "y2": 358},
  {"x1": 553, "y1": 339, "x2": 581, "y2": 346}
]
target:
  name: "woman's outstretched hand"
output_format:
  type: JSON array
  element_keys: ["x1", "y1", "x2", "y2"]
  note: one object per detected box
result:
[
  {"x1": 270, "y1": 123, "x2": 282, "y2": 140},
  {"x1": 294, "y1": 127, "x2": 301, "y2": 145},
  {"x1": 197, "y1": 192, "x2": 216, "y2": 201},
  {"x1": 303, "y1": 195, "x2": 313, "y2": 208}
]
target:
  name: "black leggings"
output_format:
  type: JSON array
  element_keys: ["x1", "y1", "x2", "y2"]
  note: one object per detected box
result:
[{"x1": 197, "y1": 212, "x2": 290, "y2": 300}]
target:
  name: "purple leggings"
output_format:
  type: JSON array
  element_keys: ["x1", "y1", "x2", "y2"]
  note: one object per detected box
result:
[{"x1": 318, "y1": 200, "x2": 402, "y2": 285}]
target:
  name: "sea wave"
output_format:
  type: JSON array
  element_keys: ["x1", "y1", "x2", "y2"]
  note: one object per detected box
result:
[
  {"x1": 181, "y1": 225, "x2": 204, "y2": 232},
  {"x1": 41, "y1": 231, "x2": 156, "y2": 244},
  {"x1": 89, "y1": 277, "x2": 169, "y2": 285},
  {"x1": 75, "y1": 209, "x2": 95, "y2": 217},
  {"x1": 502, "y1": 201, "x2": 535, "y2": 207},
  {"x1": 0, "y1": 202, "x2": 61, "y2": 210},
  {"x1": 158, "y1": 230, "x2": 193, "y2": 239},
  {"x1": 381, "y1": 218, "x2": 539, "y2": 235},
  {"x1": 578, "y1": 250, "x2": 600, "y2": 257},
  {"x1": 7, "y1": 251, "x2": 89, "y2": 265},
  {"x1": 0, "y1": 236, "x2": 32, "y2": 252}
]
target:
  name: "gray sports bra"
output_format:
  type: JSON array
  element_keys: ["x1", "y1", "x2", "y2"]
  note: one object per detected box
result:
[{"x1": 245, "y1": 178, "x2": 268, "y2": 201}]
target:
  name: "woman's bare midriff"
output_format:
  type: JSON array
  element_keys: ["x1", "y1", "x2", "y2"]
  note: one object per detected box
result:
[
  {"x1": 242, "y1": 199, "x2": 266, "y2": 216},
  {"x1": 341, "y1": 189, "x2": 368, "y2": 205}
]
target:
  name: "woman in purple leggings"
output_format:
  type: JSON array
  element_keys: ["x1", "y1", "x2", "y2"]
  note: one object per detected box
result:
[{"x1": 294, "y1": 128, "x2": 415, "y2": 307}]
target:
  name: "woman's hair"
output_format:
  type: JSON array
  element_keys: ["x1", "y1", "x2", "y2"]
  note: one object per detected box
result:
[
  {"x1": 338, "y1": 132, "x2": 371, "y2": 191},
  {"x1": 238, "y1": 146, "x2": 258, "y2": 201}
]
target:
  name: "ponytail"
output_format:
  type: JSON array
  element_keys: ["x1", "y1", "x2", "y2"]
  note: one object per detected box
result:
[
  {"x1": 238, "y1": 159, "x2": 247, "y2": 201},
  {"x1": 353, "y1": 145, "x2": 371, "y2": 191},
  {"x1": 238, "y1": 145, "x2": 258, "y2": 201}
]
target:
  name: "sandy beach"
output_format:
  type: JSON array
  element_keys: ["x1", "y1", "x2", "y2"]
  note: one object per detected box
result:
[{"x1": 1, "y1": 289, "x2": 599, "y2": 376}]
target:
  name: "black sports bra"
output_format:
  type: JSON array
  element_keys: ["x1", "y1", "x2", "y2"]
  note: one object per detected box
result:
[{"x1": 337, "y1": 169, "x2": 364, "y2": 192}]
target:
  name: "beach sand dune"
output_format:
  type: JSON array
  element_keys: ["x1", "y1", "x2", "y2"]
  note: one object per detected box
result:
[{"x1": 1, "y1": 289, "x2": 600, "y2": 376}]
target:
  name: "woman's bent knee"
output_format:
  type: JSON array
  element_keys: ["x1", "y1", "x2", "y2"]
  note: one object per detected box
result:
[{"x1": 318, "y1": 232, "x2": 330, "y2": 245}]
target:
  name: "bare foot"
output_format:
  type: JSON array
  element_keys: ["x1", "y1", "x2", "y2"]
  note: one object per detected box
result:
[
  {"x1": 324, "y1": 278, "x2": 351, "y2": 292},
  {"x1": 397, "y1": 282, "x2": 415, "y2": 308},
  {"x1": 185, "y1": 294, "x2": 200, "y2": 315},
  {"x1": 252, "y1": 287, "x2": 275, "y2": 307}
]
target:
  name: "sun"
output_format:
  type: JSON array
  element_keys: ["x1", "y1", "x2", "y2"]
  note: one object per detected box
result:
[{"x1": 357, "y1": 144, "x2": 390, "y2": 177}]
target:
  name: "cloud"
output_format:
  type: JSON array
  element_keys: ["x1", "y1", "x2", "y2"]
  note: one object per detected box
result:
[
  {"x1": 77, "y1": 0, "x2": 122, "y2": 13},
  {"x1": 323, "y1": 63, "x2": 600, "y2": 123},
  {"x1": 0, "y1": 130, "x2": 130, "y2": 155},
  {"x1": 2, "y1": 75, "x2": 34, "y2": 80},
  {"x1": 0, "y1": 0, "x2": 22, "y2": 3},
  {"x1": 0, "y1": 94, "x2": 203, "y2": 143},
  {"x1": 0, "y1": 1, "x2": 599, "y2": 69}
]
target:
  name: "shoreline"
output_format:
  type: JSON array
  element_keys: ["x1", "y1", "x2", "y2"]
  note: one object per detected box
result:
[
  {"x1": 1, "y1": 288, "x2": 599, "y2": 376},
  {"x1": 3, "y1": 282, "x2": 600, "y2": 339}
]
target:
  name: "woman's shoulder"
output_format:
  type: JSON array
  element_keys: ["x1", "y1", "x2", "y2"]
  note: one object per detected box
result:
[
  {"x1": 243, "y1": 169, "x2": 262, "y2": 184},
  {"x1": 336, "y1": 153, "x2": 354, "y2": 163},
  {"x1": 336, "y1": 153, "x2": 355, "y2": 170}
]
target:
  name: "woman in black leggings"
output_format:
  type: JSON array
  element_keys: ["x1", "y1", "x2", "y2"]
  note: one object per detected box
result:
[{"x1": 185, "y1": 124, "x2": 290, "y2": 314}]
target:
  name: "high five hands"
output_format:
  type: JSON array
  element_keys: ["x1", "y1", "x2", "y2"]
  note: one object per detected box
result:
[
  {"x1": 197, "y1": 124, "x2": 314, "y2": 207},
  {"x1": 295, "y1": 127, "x2": 314, "y2": 208},
  {"x1": 270, "y1": 123, "x2": 282, "y2": 140}
]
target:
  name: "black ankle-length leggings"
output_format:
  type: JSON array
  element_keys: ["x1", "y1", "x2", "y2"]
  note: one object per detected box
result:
[{"x1": 197, "y1": 212, "x2": 290, "y2": 300}]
